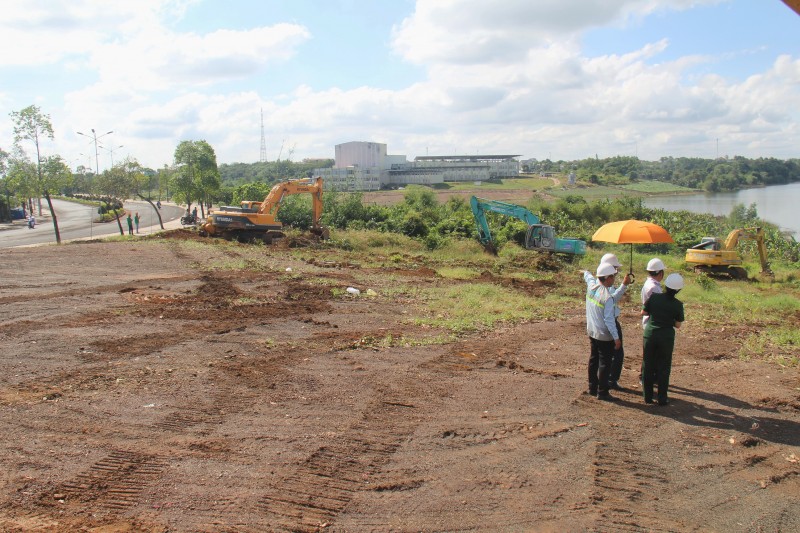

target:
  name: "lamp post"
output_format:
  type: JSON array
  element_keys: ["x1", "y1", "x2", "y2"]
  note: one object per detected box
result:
[
  {"x1": 100, "y1": 144, "x2": 124, "y2": 168},
  {"x1": 77, "y1": 129, "x2": 113, "y2": 175}
]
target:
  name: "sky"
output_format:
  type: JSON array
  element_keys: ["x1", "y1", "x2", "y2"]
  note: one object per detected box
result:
[{"x1": 1, "y1": 0, "x2": 799, "y2": 173}]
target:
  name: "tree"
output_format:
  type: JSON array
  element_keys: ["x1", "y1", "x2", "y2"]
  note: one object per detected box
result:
[
  {"x1": 173, "y1": 140, "x2": 221, "y2": 216},
  {"x1": 125, "y1": 158, "x2": 165, "y2": 229},
  {"x1": 0, "y1": 147, "x2": 10, "y2": 221},
  {"x1": 9, "y1": 105, "x2": 64, "y2": 243},
  {"x1": 94, "y1": 162, "x2": 136, "y2": 235}
]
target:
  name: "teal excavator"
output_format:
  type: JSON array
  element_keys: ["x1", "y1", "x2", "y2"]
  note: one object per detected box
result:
[{"x1": 470, "y1": 196, "x2": 586, "y2": 255}]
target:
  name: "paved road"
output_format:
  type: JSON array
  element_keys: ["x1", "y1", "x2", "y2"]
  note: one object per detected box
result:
[{"x1": 0, "y1": 199, "x2": 186, "y2": 248}]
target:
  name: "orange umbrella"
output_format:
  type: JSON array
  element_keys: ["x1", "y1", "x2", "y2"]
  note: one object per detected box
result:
[{"x1": 592, "y1": 219, "x2": 673, "y2": 277}]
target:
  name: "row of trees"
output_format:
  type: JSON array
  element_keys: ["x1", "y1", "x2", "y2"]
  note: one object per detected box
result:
[
  {"x1": 524, "y1": 155, "x2": 800, "y2": 192},
  {"x1": 0, "y1": 105, "x2": 223, "y2": 242}
]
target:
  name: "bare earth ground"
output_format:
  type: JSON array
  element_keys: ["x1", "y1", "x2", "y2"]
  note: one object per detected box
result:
[{"x1": 1, "y1": 233, "x2": 798, "y2": 532}]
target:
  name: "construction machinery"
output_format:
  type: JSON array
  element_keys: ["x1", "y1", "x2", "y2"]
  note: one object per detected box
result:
[
  {"x1": 199, "y1": 177, "x2": 329, "y2": 243},
  {"x1": 685, "y1": 227, "x2": 772, "y2": 279},
  {"x1": 470, "y1": 196, "x2": 586, "y2": 255}
]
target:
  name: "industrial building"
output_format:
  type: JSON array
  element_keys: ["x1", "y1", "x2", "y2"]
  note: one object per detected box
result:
[{"x1": 314, "y1": 141, "x2": 521, "y2": 191}]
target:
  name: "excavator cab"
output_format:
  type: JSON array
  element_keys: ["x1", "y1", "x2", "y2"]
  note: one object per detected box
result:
[{"x1": 525, "y1": 224, "x2": 556, "y2": 251}]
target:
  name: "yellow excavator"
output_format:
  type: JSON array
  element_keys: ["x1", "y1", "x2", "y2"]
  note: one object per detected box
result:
[
  {"x1": 199, "y1": 176, "x2": 329, "y2": 243},
  {"x1": 685, "y1": 227, "x2": 772, "y2": 279}
]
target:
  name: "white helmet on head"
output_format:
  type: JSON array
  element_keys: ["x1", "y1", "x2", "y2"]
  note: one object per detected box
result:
[
  {"x1": 600, "y1": 253, "x2": 622, "y2": 268},
  {"x1": 596, "y1": 262, "x2": 617, "y2": 278},
  {"x1": 665, "y1": 273, "x2": 684, "y2": 290},
  {"x1": 647, "y1": 258, "x2": 665, "y2": 272}
]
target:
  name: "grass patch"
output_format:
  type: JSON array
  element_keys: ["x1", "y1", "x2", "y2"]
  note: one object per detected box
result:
[
  {"x1": 412, "y1": 282, "x2": 565, "y2": 333},
  {"x1": 620, "y1": 181, "x2": 697, "y2": 194},
  {"x1": 740, "y1": 326, "x2": 800, "y2": 367},
  {"x1": 444, "y1": 176, "x2": 555, "y2": 191},
  {"x1": 436, "y1": 266, "x2": 481, "y2": 280},
  {"x1": 548, "y1": 185, "x2": 646, "y2": 200}
]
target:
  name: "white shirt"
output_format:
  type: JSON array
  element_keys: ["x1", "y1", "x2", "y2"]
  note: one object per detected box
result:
[{"x1": 641, "y1": 276, "x2": 662, "y2": 326}]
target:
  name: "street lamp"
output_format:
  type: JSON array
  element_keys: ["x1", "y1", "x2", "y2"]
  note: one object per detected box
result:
[
  {"x1": 77, "y1": 129, "x2": 113, "y2": 175},
  {"x1": 99, "y1": 144, "x2": 124, "y2": 168}
]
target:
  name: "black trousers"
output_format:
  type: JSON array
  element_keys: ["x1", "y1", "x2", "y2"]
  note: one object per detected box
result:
[
  {"x1": 588, "y1": 337, "x2": 615, "y2": 395},
  {"x1": 609, "y1": 319, "x2": 624, "y2": 383}
]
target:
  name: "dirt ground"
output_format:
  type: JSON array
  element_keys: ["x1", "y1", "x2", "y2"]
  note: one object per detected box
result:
[{"x1": 1, "y1": 232, "x2": 798, "y2": 532}]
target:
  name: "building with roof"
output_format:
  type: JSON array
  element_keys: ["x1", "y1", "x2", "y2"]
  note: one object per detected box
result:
[{"x1": 314, "y1": 141, "x2": 521, "y2": 191}]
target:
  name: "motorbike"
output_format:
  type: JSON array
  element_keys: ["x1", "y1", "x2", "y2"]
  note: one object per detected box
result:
[{"x1": 180, "y1": 213, "x2": 198, "y2": 226}]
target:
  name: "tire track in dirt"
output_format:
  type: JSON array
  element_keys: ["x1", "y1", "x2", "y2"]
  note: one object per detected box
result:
[
  {"x1": 257, "y1": 397, "x2": 422, "y2": 532},
  {"x1": 56, "y1": 450, "x2": 168, "y2": 510}
]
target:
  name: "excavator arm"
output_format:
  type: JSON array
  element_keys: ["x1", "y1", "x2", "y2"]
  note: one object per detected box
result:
[
  {"x1": 470, "y1": 196, "x2": 540, "y2": 251},
  {"x1": 719, "y1": 227, "x2": 772, "y2": 276},
  {"x1": 259, "y1": 176, "x2": 324, "y2": 229},
  {"x1": 469, "y1": 196, "x2": 585, "y2": 255}
]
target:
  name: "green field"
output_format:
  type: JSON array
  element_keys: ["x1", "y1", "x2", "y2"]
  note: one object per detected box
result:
[
  {"x1": 440, "y1": 176, "x2": 554, "y2": 191},
  {"x1": 620, "y1": 181, "x2": 697, "y2": 193}
]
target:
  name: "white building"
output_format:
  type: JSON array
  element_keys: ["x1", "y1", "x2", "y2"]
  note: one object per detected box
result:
[{"x1": 315, "y1": 141, "x2": 520, "y2": 191}]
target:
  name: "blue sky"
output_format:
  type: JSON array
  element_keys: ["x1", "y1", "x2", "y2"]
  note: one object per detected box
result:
[{"x1": 1, "y1": 0, "x2": 798, "y2": 171}]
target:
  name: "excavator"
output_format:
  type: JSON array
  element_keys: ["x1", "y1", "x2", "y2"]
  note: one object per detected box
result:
[
  {"x1": 199, "y1": 176, "x2": 329, "y2": 243},
  {"x1": 470, "y1": 196, "x2": 586, "y2": 255},
  {"x1": 685, "y1": 227, "x2": 772, "y2": 279}
]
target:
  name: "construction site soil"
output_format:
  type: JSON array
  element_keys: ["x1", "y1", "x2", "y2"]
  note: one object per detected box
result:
[{"x1": 1, "y1": 231, "x2": 798, "y2": 532}]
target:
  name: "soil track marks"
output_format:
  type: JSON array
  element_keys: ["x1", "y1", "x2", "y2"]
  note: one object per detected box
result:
[{"x1": 0, "y1": 239, "x2": 798, "y2": 532}]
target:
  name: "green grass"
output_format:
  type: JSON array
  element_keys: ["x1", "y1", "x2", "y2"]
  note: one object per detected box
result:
[
  {"x1": 412, "y1": 282, "x2": 567, "y2": 333},
  {"x1": 443, "y1": 176, "x2": 555, "y2": 191},
  {"x1": 620, "y1": 181, "x2": 697, "y2": 194},
  {"x1": 547, "y1": 185, "x2": 646, "y2": 200},
  {"x1": 740, "y1": 326, "x2": 800, "y2": 367}
]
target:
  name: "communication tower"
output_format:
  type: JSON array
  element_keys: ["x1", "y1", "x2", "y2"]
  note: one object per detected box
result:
[{"x1": 259, "y1": 109, "x2": 267, "y2": 162}]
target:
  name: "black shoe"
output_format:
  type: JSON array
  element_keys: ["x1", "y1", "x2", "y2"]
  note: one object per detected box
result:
[
  {"x1": 597, "y1": 393, "x2": 618, "y2": 402},
  {"x1": 587, "y1": 388, "x2": 597, "y2": 396},
  {"x1": 608, "y1": 382, "x2": 623, "y2": 391},
  {"x1": 657, "y1": 399, "x2": 670, "y2": 406},
  {"x1": 644, "y1": 399, "x2": 654, "y2": 404}
]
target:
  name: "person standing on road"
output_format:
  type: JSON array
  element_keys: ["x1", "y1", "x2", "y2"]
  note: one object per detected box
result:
[
  {"x1": 640, "y1": 258, "x2": 665, "y2": 385},
  {"x1": 126, "y1": 213, "x2": 134, "y2": 236},
  {"x1": 583, "y1": 262, "x2": 629, "y2": 401},
  {"x1": 28, "y1": 214, "x2": 36, "y2": 229},
  {"x1": 599, "y1": 253, "x2": 631, "y2": 390},
  {"x1": 191, "y1": 206, "x2": 198, "y2": 222},
  {"x1": 641, "y1": 273, "x2": 685, "y2": 406},
  {"x1": 134, "y1": 212, "x2": 140, "y2": 233}
]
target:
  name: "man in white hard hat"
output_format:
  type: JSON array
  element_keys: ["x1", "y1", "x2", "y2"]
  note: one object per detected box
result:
[
  {"x1": 583, "y1": 262, "x2": 628, "y2": 401},
  {"x1": 641, "y1": 273, "x2": 685, "y2": 406},
  {"x1": 640, "y1": 258, "x2": 666, "y2": 385},
  {"x1": 598, "y1": 253, "x2": 631, "y2": 391}
]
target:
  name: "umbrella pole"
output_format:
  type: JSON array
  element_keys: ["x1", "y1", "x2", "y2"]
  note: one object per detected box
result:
[{"x1": 629, "y1": 243, "x2": 635, "y2": 281}]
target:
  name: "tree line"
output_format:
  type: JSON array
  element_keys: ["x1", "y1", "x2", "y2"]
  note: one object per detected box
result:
[{"x1": 524, "y1": 155, "x2": 800, "y2": 192}]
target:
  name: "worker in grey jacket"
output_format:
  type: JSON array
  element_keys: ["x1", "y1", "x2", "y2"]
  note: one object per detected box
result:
[{"x1": 583, "y1": 262, "x2": 630, "y2": 401}]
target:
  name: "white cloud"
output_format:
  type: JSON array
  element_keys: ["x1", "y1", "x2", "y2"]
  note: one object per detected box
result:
[{"x1": 2, "y1": 0, "x2": 797, "y2": 170}]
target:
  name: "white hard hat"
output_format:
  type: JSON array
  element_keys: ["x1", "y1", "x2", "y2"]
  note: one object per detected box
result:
[
  {"x1": 597, "y1": 262, "x2": 617, "y2": 278},
  {"x1": 647, "y1": 258, "x2": 665, "y2": 272},
  {"x1": 600, "y1": 253, "x2": 622, "y2": 268},
  {"x1": 665, "y1": 273, "x2": 684, "y2": 290}
]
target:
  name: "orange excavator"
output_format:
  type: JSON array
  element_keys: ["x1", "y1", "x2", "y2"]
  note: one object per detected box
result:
[{"x1": 199, "y1": 177, "x2": 329, "y2": 243}]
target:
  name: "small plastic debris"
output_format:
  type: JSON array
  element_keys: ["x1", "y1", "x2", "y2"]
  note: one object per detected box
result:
[
  {"x1": 346, "y1": 287, "x2": 360, "y2": 296},
  {"x1": 285, "y1": 267, "x2": 292, "y2": 272},
  {"x1": 365, "y1": 289, "x2": 377, "y2": 296}
]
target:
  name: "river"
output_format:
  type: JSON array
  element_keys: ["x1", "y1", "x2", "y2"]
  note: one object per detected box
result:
[{"x1": 643, "y1": 181, "x2": 800, "y2": 237}]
